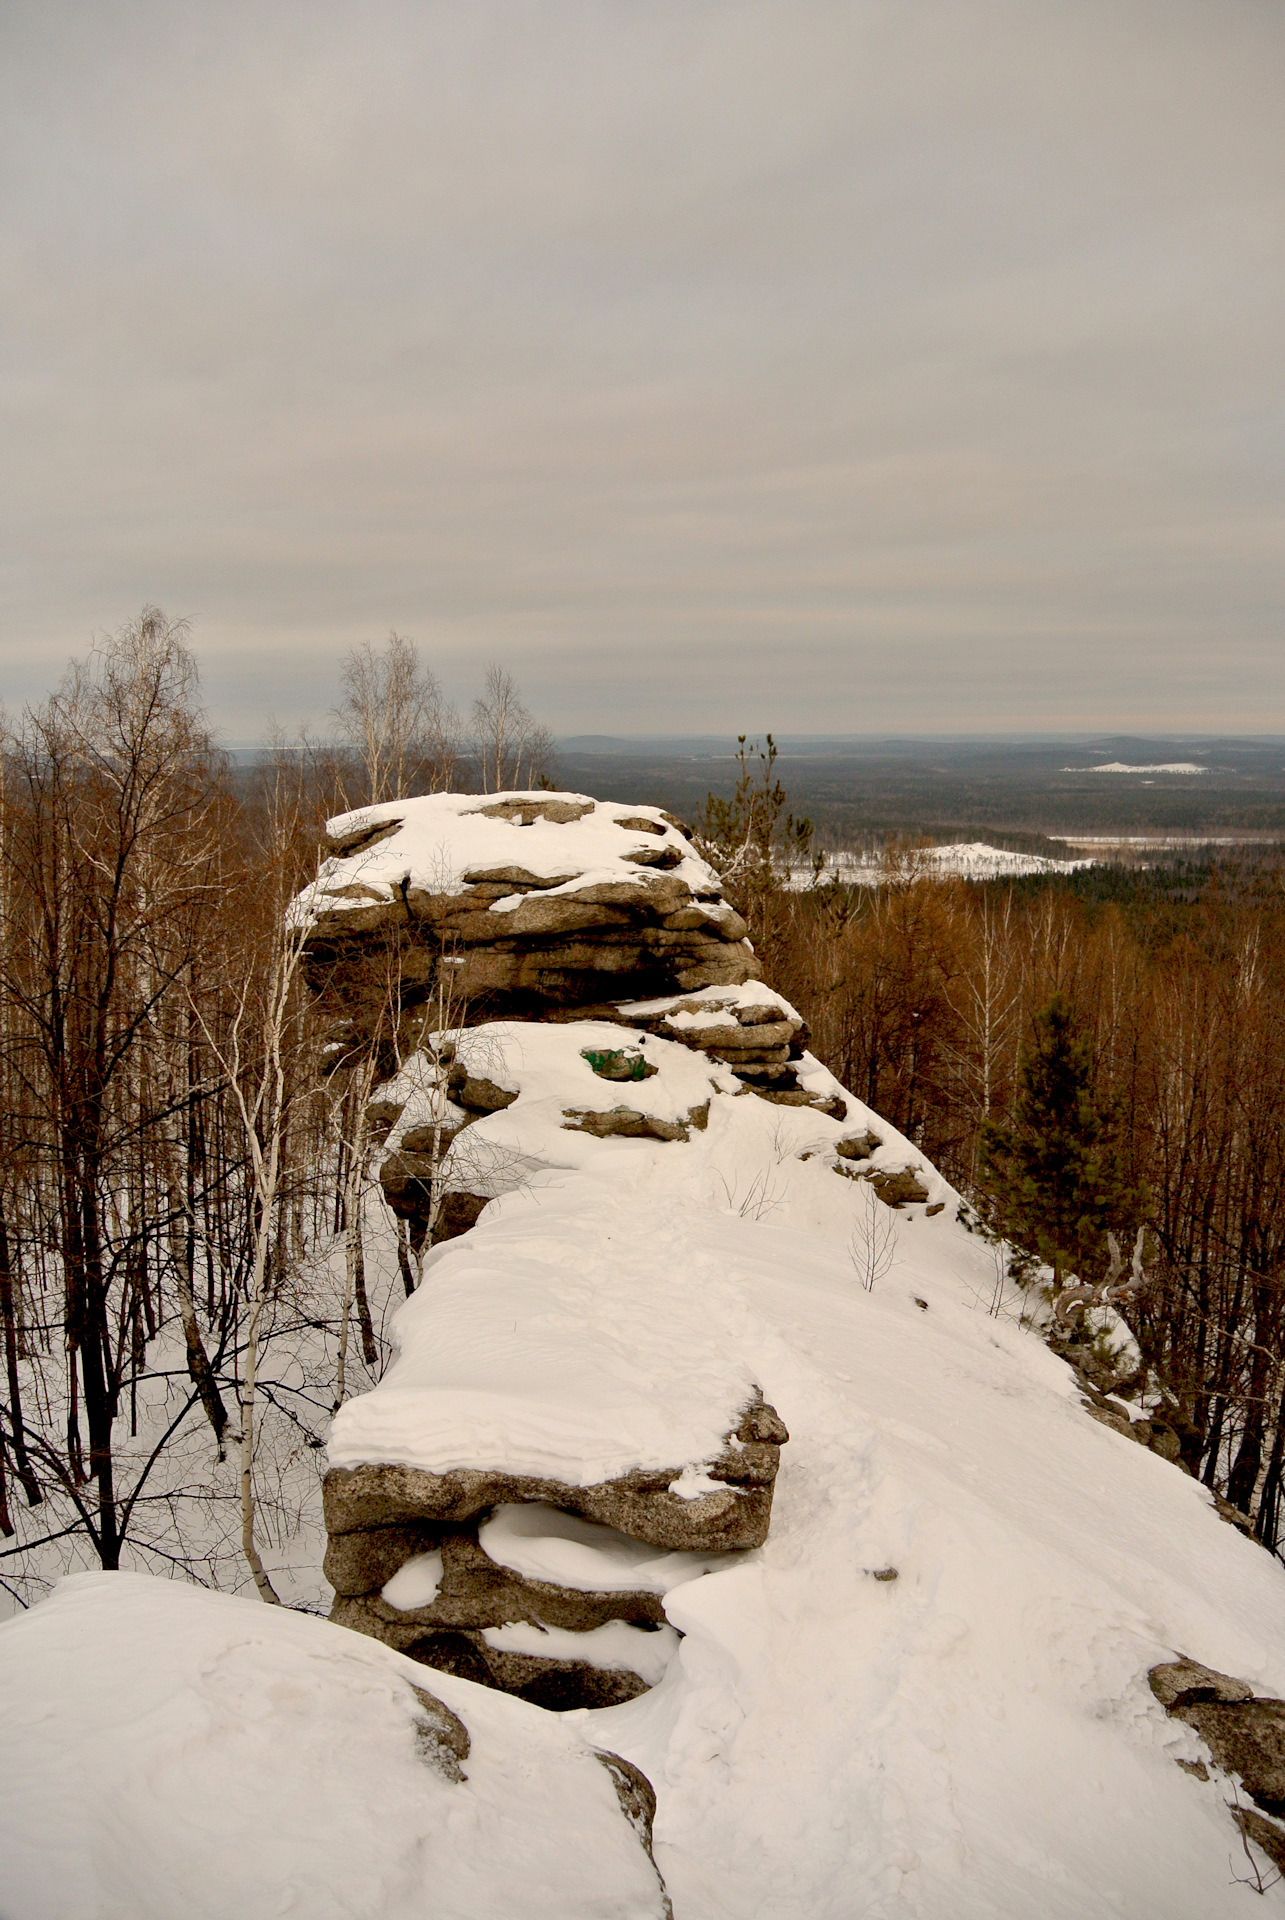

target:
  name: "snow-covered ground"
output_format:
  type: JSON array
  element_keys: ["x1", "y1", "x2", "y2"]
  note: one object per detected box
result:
[
  {"x1": 797, "y1": 841, "x2": 1093, "y2": 886},
  {"x1": 1060, "y1": 762, "x2": 1209, "y2": 775},
  {"x1": 3, "y1": 1003, "x2": 1283, "y2": 1914},
  {"x1": 0, "y1": 1573, "x2": 669, "y2": 1920}
]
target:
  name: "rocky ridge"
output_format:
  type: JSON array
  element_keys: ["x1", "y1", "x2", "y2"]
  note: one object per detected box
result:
[{"x1": 295, "y1": 791, "x2": 945, "y2": 1717}]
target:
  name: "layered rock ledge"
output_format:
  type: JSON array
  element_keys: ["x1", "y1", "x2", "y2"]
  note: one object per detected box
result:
[{"x1": 295, "y1": 791, "x2": 944, "y2": 1712}]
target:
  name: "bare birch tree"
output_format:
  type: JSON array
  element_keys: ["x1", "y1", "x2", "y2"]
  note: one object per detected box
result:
[
  {"x1": 470, "y1": 665, "x2": 555, "y2": 793},
  {"x1": 0, "y1": 609, "x2": 227, "y2": 1569},
  {"x1": 334, "y1": 632, "x2": 458, "y2": 803},
  {"x1": 190, "y1": 766, "x2": 320, "y2": 1604}
]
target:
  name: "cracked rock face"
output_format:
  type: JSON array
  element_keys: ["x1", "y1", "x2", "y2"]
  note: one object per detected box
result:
[
  {"x1": 294, "y1": 793, "x2": 813, "y2": 1713},
  {"x1": 296, "y1": 792, "x2": 761, "y2": 1041},
  {"x1": 323, "y1": 1396, "x2": 789, "y2": 1709},
  {"x1": 325, "y1": 1395, "x2": 788, "y2": 1548},
  {"x1": 293, "y1": 790, "x2": 852, "y2": 1243},
  {"x1": 1151, "y1": 1656, "x2": 1285, "y2": 1839}
]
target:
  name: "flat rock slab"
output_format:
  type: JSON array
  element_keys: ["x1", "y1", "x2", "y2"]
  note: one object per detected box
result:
[
  {"x1": 327, "y1": 1395, "x2": 786, "y2": 1553},
  {"x1": 330, "y1": 1605, "x2": 653, "y2": 1710},
  {"x1": 325, "y1": 1524, "x2": 667, "y2": 1631},
  {"x1": 325, "y1": 1454, "x2": 780, "y2": 1554},
  {"x1": 560, "y1": 1101, "x2": 708, "y2": 1143},
  {"x1": 1150, "y1": 1657, "x2": 1257, "y2": 1711}
]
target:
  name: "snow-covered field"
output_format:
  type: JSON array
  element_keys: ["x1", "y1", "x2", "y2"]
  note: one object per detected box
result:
[
  {"x1": 798, "y1": 841, "x2": 1093, "y2": 886},
  {"x1": 1060, "y1": 762, "x2": 1210, "y2": 775},
  {"x1": 4, "y1": 1042, "x2": 1284, "y2": 1916}
]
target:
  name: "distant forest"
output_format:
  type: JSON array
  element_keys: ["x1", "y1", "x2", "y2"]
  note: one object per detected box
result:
[{"x1": 557, "y1": 734, "x2": 1285, "y2": 849}]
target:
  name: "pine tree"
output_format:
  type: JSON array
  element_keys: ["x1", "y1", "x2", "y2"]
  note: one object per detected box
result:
[{"x1": 979, "y1": 992, "x2": 1139, "y2": 1292}]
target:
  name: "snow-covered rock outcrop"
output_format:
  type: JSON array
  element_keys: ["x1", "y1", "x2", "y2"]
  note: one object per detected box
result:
[
  {"x1": 296, "y1": 791, "x2": 849, "y2": 1245},
  {"x1": 297, "y1": 793, "x2": 925, "y2": 1713},
  {"x1": 296, "y1": 790, "x2": 760, "y2": 1034}
]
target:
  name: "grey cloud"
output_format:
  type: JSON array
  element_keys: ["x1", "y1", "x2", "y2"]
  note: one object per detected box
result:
[{"x1": 1, "y1": 0, "x2": 1281, "y2": 737}]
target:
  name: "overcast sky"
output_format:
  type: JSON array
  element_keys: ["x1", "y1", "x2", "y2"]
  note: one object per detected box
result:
[{"x1": 2, "y1": 1, "x2": 1281, "y2": 740}]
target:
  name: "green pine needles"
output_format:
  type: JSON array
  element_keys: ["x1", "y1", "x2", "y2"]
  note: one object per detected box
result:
[{"x1": 979, "y1": 991, "x2": 1143, "y2": 1293}]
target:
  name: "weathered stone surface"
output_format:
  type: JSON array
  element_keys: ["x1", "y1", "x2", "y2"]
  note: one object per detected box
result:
[
  {"x1": 378, "y1": 1151, "x2": 437, "y2": 1219},
  {"x1": 624, "y1": 845, "x2": 684, "y2": 870},
  {"x1": 409, "y1": 1684, "x2": 471, "y2": 1782},
  {"x1": 1173, "y1": 1700, "x2": 1285, "y2": 1815},
  {"x1": 365, "y1": 1092, "x2": 409, "y2": 1134},
  {"x1": 1211, "y1": 1489, "x2": 1259, "y2": 1535},
  {"x1": 324, "y1": 1396, "x2": 787, "y2": 1552},
  {"x1": 485, "y1": 895, "x2": 646, "y2": 939},
  {"x1": 581, "y1": 876, "x2": 692, "y2": 912},
  {"x1": 444, "y1": 941, "x2": 671, "y2": 1005},
  {"x1": 447, "y1": 1070, "x2": 518, "y2": 1112},
  {"x1": 326, "y1": 816, "x2": 404, "y2": 859},
  {"x1": 704, "y1": 1020, "x2": 796, "y2": 1053},
  {"x1": 866, "y1": 1166, "x2": 930, "y2": 1207},
  {"x1": 461, "y1": 866, "x2": 578, "y2": 889},
  {"x1": 1149, "y1": 1657, "x2": 1256, "y2": 1711},
  {"x1": 1150, "y1": 1656, "x2": 1285, "y2": 1823},
  {"x1": 674, "y1": 951, "x2": 763, "y2": 990},
  {"x1": 637, "y1": 926, "x2": 732, "y2": 952},
  {"x1": 431, "y1": 1192, "x2": 491, "y2": 1244},
  {"x1": 303, "y1": 894, "x2": 409, "y2": 937},
  {"x1": 480, "y1": 1640, "x2": 651, "y2": 1710},
  {"x1": 735, "y1": 1001, "x2": 800, "y2": 1028},
  {"x1": 836, "y1": 1129, "x2": 882, "y2": 1161},
  {"x1": 621, "y1": 995, "x2": 793, "y2": 1033},
  {"x1": 324, "y1": 1522, "x2": 443, "y2": 1597},
  {"x1": 560, "y1": 1102, "x2": 709, "y2": 1144},
  {"x1": 595, "y1": 1749, "x2": 667, "y2": 1900},
  {"x1": 324, "y1": 1463, "x2": 762, "y2": 1549},
  {"x1": 399, "y1": 1119, "x2": 468, "y2": 1154},
  {"x1": 708, "y1": 1044, "x2": 791, "y2": 1069},
  {"x1": 328, "y1": 1523, "x2": 667, "y2": 1627},
  {"x1": 331, "y1": 1603, "x2": 653, "y2": 1710},
  {"x1": 476, "y1": 797, "x2": 594, "y2": 825},
  {"x1": 730, "y1": 1063, "x2": 796, "y2": 1088},
  {"x1": 595, "y1": 1754, "x2": 675, "y2": 1920},
  {"x1": 1233, "y1": 1806, "x2": 1285, "y2": 1878},
  {"x1": 758, "y1": 1088, "x2": 849, "y2": 1119},
  {"x1": 613, "y1": 815, "x2": 666, "y2": 836},
  {"x1": 1139, "y1": 1421, "x2": 1183, "y2": 1463}
]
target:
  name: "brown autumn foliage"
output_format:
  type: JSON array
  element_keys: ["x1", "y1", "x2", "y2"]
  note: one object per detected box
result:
[
  {"x1": 766, "y1": 851, "x2": 1285, "y2": 1545},
  {"x1": 0, "y1": 616, "x2": 554, "y2": 1603}
]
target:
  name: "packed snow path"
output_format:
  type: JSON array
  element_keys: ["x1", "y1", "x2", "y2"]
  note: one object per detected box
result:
[{"x1": 370, "y1": 1112, "x2": 1285, "y2": 1919}]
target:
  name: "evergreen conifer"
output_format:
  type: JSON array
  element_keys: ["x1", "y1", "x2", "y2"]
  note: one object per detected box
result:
[{"x1": 979, "y1": 991, "x2": 1139, "y2": 1292}]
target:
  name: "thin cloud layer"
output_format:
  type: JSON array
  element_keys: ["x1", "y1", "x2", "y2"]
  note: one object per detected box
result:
[{"x1": 2, "y1": 0, "x2": 1281, "y2": 735}]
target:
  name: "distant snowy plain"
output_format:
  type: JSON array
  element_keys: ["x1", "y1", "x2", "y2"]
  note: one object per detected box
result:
[{"x1": 797, "y1": 841, "x2": 1093, "y2": 887}]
